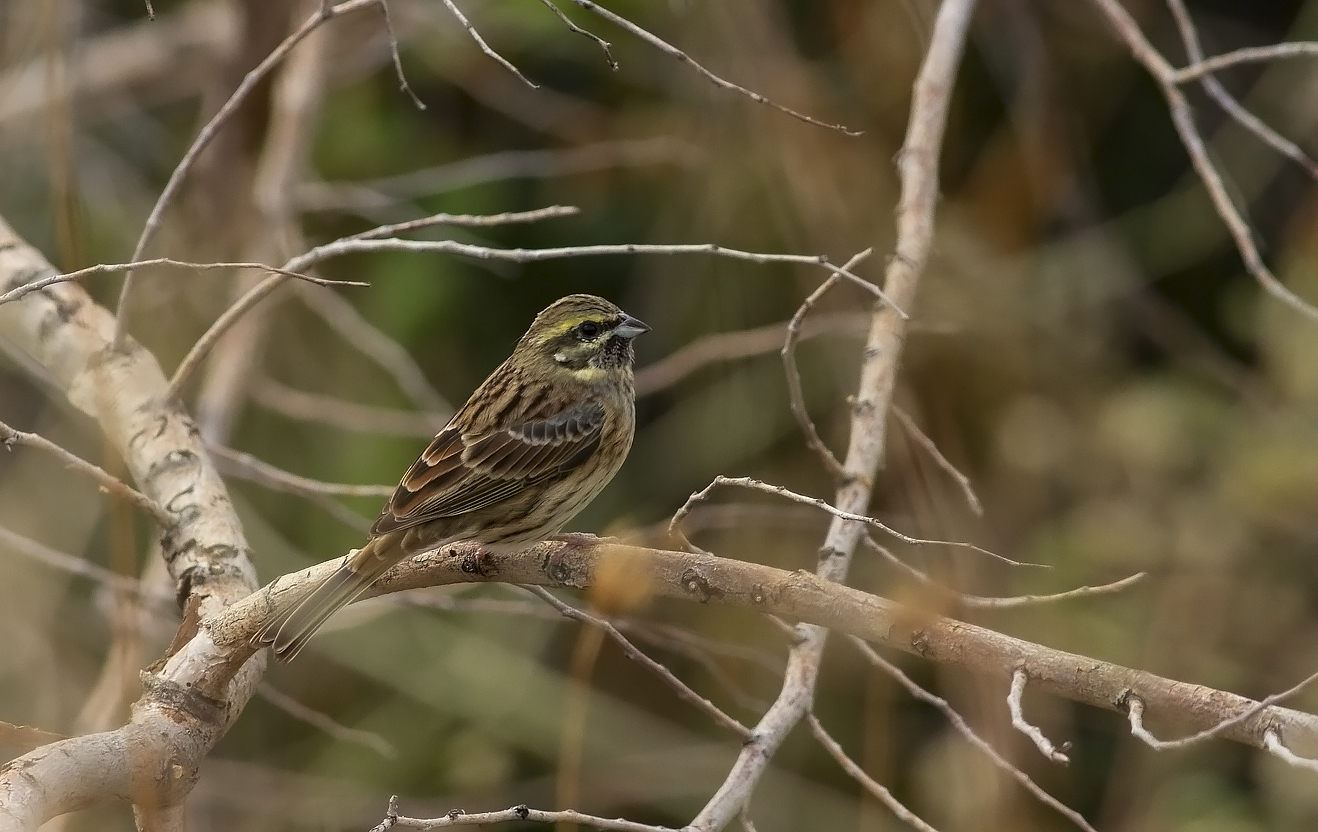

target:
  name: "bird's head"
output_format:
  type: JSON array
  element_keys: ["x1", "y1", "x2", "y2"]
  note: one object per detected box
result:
[{"x1": 518, "y1": 294, "x2": 650, "y2": 380}]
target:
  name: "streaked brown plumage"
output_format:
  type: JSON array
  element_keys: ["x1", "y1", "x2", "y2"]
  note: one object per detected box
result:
[{"x1": 253, "y1": 294, "x2": 648, "y2": 660}]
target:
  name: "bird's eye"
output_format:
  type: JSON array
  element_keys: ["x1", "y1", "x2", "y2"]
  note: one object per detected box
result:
[{"x1": 577, "y1": 321, "x2": 602, "y2": 340}]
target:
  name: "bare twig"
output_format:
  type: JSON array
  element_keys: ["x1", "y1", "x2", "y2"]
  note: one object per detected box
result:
[
  {"x1": 848, "y1": 638, "x2": 1097, "y2": 832},
  {"x1": 1088, "y1": 0, "x2": 1318, "y2": 322},
  {"x1": 385, "y1": 803, "x2": 671, "y2": 831},
  {"x1": 686, "y1": 1, "x2": 977, "y2": 826},
  {"x1": 207, "y1": 444, "x2": 375, "y2": 532},
  {"x1": 0, "y1": 721, "x2": 66, "y2": 754},
  {"x1": 781, "y1": 252, "x2": 874, "y2": 480},
  {"x1": 0, "y1": 523, "x2": 173, "y2": 604},
  {"x1": 563, "y1": 0, "x2": 860, "y2": 136},
  {"x1": 172, "y1": 237, "x2": 896, "y2": 406},
  {"x1": 292, "y1": 283, "x2": 453, "y2": 417},
  {"x1": 438, "y1": 0, "x2": 538, "y2": 88},
  {"x1": 1124, "y1": 666, "x2": 1318, "y2": 750},
  {"x1": 289, "y1": 239, "x2": 898, "y2": 311},
  {"x1": 524, "y1": 586, "x2": 752, "y2": 738},
  {"x1": 377, "y1": 0, "x2": 425, "y2": 109},
  {"x1": 1165, "y1": 0, "x2": 1318, "y2": 179},
  {"x1": 343, "y1": 205, "x2": 581, "y2": 241},
  {"x1": 0, "y1": 421, "x2": 172, "y2": 525},
  {"x1": 1264, "y1": 728, "x2": 1318, "y2": 773},
  {"x1": 113, "y1": 0, "x2": 378, "y2": 347},
  {"x1": 536, "y1": 0, "x2": 617, "y2": 70},
  {"x1": 668, "y1": 476, "x2": 1034, "y2": 567},
  {"x1": 0, "y1": 259, "x2": 364, "y2": 307},
  {"x1": 166, "y1": 275, "x2": 293, "y2": 400},
  {"x1": 249, "y1": 378, "x2": 439, "y2": 437},
  {"x1": 1007, "y1": 668, "x2": 1071, "y2": 765},
  {"x1": 298, "y1": 139, "x2": 697, "y2": 212},
  {"x1": 257, "y1": 683, "x2": 396, "y2": 758},
  {"x1": 864, "y1": 535, "x2": 1145, "y2": 609},
  {"x1": 635, "y1": 312, "x2": 869, "y2": 397},
  {"x1": 891, "y1": 406, "x2": 982, "y2": 516},
  {"x1": 192, "y1": 0, "x2": 333, "y2": 447},
  {"x1": 1172, "y1": 41, "x2": 1318, "y2": 83},
  {"x1": 806, "y1": 714, "x2": 941, "y2": 832},
  {"x1": 206, "y1": 444, "x2": 393, "y2": 498}
]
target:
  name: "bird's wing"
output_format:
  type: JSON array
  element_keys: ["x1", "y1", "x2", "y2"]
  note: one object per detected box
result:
[{"x1": 371, "y1": 402, "x2": 606, "y2": 535}]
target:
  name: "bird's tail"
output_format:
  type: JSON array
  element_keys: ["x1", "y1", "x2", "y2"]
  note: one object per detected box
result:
[{"x1": 253, "y1": 535, "x2": 400, "y2": 662}]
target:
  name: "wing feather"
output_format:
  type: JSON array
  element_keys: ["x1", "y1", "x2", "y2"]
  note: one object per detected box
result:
[{"x1": 371, "y1": 402, "x2": 606, "y2": 535}]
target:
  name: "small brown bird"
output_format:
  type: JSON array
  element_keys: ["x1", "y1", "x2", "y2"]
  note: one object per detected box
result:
[{"x1": 254, "y1": 294, "x2": 648, "y2": 660}]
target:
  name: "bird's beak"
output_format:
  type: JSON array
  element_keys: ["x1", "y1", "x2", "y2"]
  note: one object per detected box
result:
[{"x1": 615, "y1": 314, "x2": 650, "y2": 340}]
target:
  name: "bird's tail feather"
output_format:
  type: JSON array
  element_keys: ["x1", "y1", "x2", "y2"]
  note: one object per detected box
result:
[{"x1": 253, "y1": 538, "x2": 395, "y2": 661}]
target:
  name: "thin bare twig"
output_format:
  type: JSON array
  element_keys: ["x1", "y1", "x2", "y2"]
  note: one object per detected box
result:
[
  {"x1": 1124, "y1": 666, "x2": 1318, "y2": 750},
  {"x1": 536, "y1": 0, "x2": 617, "y2": 70},
  {"x1": 249, "y1": 378, "x2": 439, "y2": 437},
  {"x1": 1172, "y1": 41, "x2": 1318, "y2": 83},
  {"x1": 1008, "y1": 669, "x2": 1071, "y2": 765},
  {"x1": 1088, "y1": 0, "x2": 1318, "y2": 322},
  {"x1": 290, "y1": 239, "x2": 899, "y2": 311},
  {"x1": 847, "y1": 638, "x2": 1097, "y2": 831},
  {"x1": 0, "y1": 721, "x2": 66, "y2": 753},
  {"x1": 344, "y1": 205, "x2": 581, "y2": 241},
  {"x1": 891, "y1": 406, "x2": 982, "y2": 516},
  {"x1": 806, "y1": 714, "x2": 941, "y2": 832},
  {"x1": 524, "y1": 586, "x2": 752, "y2": 738},
  {"x1": 669, "y1": 476, "x2": 1036, "y2": 567},
  {"x1": 172, "y1": 237, "x2": 896, "y2": 407},
  {"x1": 0, "y1": 421, "x2": 172, "y2": 525},
  {"x1": 206, "y1": 445, "x2": 393, "y2": 498},
  {"x1": 292, "y1": 283, "x2": 453, "y2": 417},
  {"x1": 207, "y1": 444, "x2": 375, "y2": 533},
  {"x1": 1264, "y1": 728, "x2": 1318, "y2": 773},
  {"x1": 438, "y1": 0, "x2": 538, "y2": 88},
  {"x1": 377, "y1": 0, "x2": 425, "y2": 109},
  {"x1": 298, "y1": 139, "x2": 697, "y2": 212},
  {"x1": 781, "y1": 253, "x2": 873, "y2": 480},
  {"x1": 863, "y1": 535, "x2": 1145, "y2": 609},
  {"x1": 1165, "y1": 0, "x2": 1318, "y2": 180},
  {"x1": 635, "y1": 312, "x2": 869, "y2": 397},
  {"x1": 385, "y1": 803, "x2": 672, "y2": 831},
  {"x1": 113, "y1": 0, "x2": 378, "y2": 348},
  {"x1": 0, "y1": 258, "x2": 365, "y2": 307},
  {"x1": 0, "y1": 523, "x2": 173, "y2": 604},
  {"x1": 563, "y1": 0, "x2": 860, "y2": 136},
  {"x1": 258, "y1": 683, "x2": 396, "y2": 758}
]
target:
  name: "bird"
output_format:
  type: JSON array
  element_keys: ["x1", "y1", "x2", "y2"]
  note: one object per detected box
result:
[{"x1": 253, "y1": 294, "x2": 649, "y2": 660}]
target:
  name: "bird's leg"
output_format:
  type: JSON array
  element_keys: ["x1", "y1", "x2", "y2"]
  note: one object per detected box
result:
[
  {"x1": 443, "y1": 541, "x2": 501, "y2": 578},
  {"x1": 549, "y1": 531, "x2": 601, "y2": 549}
]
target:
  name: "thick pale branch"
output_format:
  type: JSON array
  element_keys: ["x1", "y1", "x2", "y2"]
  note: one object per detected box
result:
[
  {"x1": 189, "y1": 539, "x2": 1318, "y2": 762},
  {"x1": 0, "y1": 217, "x2": 264, "y2": 830}
]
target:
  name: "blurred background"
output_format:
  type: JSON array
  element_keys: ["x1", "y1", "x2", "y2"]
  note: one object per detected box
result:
[{"x1": 3, "y1": 0, "x2": 1318, "y2": 829}]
